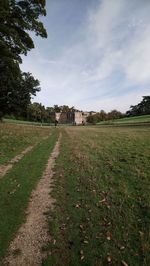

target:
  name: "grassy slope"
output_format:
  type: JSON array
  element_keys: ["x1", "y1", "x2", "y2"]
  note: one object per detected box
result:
[
  {"x1": 43, "y1": 126, "x2": 150, "y2": 266},
  {"x1": 3, "y1": 118, "x2": 53, "y2": 126},
  {"x1": 98, "y1": 114, "x2": 150, "y2": 125},
  {"x1": 0, "y1": 128, "x2": 59, "y2": 261},
  {"x1": 0, "y1": 123, "x2": 51, "y2": 165}
]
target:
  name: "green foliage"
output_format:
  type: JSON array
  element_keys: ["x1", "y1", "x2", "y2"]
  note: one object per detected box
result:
[
  {"x1": 127, "y1": 96, "x2": 150, "y2": 116},
  {"x1": 87, "y1": 109, "x2": 123, "y2": 124},
  {"x1": 27, "y1": 102, "x2": 49, "y2": 122},
  {"x1": 52, "y1": 105, "x2": 78, "y2": 113},
  {"x1": 87, "y1": 113, "x2": 99, "y2": 124},
  {"x1": 0, "y1": 72, "x2": 40, "y2": 118},
  {"x1": 0, "y1": 0, "x2": 47, "y2": 118},
  {"x1": 0, "y1": 0, "x2": 47, "y2": 62},
  {"x1": 107, "y1": 109, "x2": 123, "y2": 120}
]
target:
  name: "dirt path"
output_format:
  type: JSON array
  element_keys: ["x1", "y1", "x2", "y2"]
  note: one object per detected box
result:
[
  {"x1": 4, "y1": 134, "x2": 61, "y2": 266},
  {"x1": 0, "y1": 146, "x2": 33, "y2": 178}
]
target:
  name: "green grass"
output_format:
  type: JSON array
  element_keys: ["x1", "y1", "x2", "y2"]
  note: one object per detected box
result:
[
  {"x1": 0, "y1": 128, "x2": 59, "y2": 261},
  {"x1": 43, "y1": 126, "x2": 150, "y2": 266},
  {"x1": 3, "y1": 118, "x2": 53, "y2": 126},
  {"x1": 97, "y1": 114, "x2": 150, "y2": 125},
  {"x1": 0, "y1": 123, "x2": 51, "y2": 165}
]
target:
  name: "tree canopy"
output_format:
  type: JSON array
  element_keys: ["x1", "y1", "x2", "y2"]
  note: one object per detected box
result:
[
  {"x1": 0, "y1": 0, "x2": 47, "y2": 119},
  {"x1": 0, "y1": 71, "x2": 40, "y2": 118},
  {"x1": 0, "y1": 0, "x2": 47, "y2": 62},
  {"x1": 126, "y1": 96, "x2": 150, "y2": 116},
  {"x1": 87, "y1": 109, "x2": 123, "y2": 124},
  {"x1": 27, "y1": 102, "x2": 48, "y2": 122}
]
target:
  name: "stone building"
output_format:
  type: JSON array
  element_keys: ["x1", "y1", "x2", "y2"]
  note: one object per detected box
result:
[{"x1": 50, "y1": 111, "x2": 93, "y2": 125}]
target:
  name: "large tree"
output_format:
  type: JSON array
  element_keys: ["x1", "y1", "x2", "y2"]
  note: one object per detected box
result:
[
  {"x1": 0, "y1": 72, "x2": 40, "y2": 118},
  {"x1": 0, "y1": 0, "x2": 47, "y2": 118},
  {"x1": 126, "y1": 96, "x2": 150, "y2": 116}
]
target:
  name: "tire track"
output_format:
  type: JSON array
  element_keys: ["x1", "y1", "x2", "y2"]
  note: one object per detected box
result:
[
  {"x1": 0, "y1": 146, "x2": 33, "y2": 178},
  {"x1": 0, "y1": 136, "x2": 50, "y2": 179},
  {"x1": 4, "y1": 134, "x2": 61, "y2": 266}
]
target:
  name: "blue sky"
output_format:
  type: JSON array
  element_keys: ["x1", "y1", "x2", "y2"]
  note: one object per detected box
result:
[{"x1": 21, "y1": 0, "x2": 150, "y2": 112}]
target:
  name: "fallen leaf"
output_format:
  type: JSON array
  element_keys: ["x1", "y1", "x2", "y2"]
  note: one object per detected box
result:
[
  {"x1": 139, "y1": 231, "x2": 144, "y2": 240},
  {"x1": 80, "y1": 224, "x2": 84, "y2": 230},
  {"x1": 99, "y1": 198, "x2": 106, "y2": 203},
  {"x1": 120, "y1": 246, "x2": 125, "y2": 251},
  {"x1": 75, "y1": 204, "x2": 80, "y2": 208},
  {"x1": 80, "y1": 250, "x2": 84, "y2": 260},
  {"x1": 83, "y1": 240, "x2": 89, "y2": 244},
  {"x1": 121, "y1": 260, "x2": 128, "y2": 266},
  {"x1": 107, "y1": 256, "x2": 112, "y2": 263},
  {"x1": 106, "y1": 232, "x2": 112, "y2": 241}
]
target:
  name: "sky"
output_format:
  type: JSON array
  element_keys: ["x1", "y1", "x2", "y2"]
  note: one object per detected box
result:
[{"x1": 21, "y1": 0, "x2": 150, "y2": 112}]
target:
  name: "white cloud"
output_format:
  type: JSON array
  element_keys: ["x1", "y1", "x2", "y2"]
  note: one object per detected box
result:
[
  {"x1": 86, "y1": 0, "x2": 150, "y2": 86},
  {"x1": 21, "y1": 0, "x2": 150, "y2": 112},
  {"x1": 123, "y1": 28, "x2": 150, "y2": 84},
  {"x1": 88, "y1": 0, "x2": 125, "y2": 49}
]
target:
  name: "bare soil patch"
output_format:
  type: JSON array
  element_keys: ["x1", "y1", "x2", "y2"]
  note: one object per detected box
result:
[{"x1": 4, "y1": 134, "x2": 61, "y2": 266}]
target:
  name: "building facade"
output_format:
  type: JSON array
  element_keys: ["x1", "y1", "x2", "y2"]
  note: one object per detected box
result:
[{"x1": 50, "y1": 111, "x2": 94, "y2": 125}]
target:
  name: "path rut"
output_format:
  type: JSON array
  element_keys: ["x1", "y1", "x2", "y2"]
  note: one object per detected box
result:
[
  {"x1": 0, "y1": 146, "x2": 33, "y2": 178},
  {"x1": 4, "y1": 134, "x2": 61, "y2": 266}
]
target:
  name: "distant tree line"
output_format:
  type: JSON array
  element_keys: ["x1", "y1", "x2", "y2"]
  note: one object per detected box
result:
[
  {"x1": 87, "y1": 109, "x2": 124, "y2": 124},
  {"x1": 0, "y1": 0, "x2": 47, "y2": 120}
]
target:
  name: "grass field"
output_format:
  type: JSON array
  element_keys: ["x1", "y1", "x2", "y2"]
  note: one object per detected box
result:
[
  {"x1": 0, "y1": 123, "x2": 51, "y2": 165},
  {"x1": 0, "y1": 123, "x2": 150, "y2": 265},
  {"x1": 43, "y1": 126, "x2": 150, "y2": 266},
  {"x1": 98, "y1": 114, "x2": 150, "y2": 125}
]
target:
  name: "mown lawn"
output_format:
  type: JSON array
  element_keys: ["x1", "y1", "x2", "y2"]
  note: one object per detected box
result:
[
  {"x1": 0, "y1": 123, "x2": 51, "y2": 165},
  {"x1": 43, "y1": 126, "x2": 150, "y2": 266}
]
